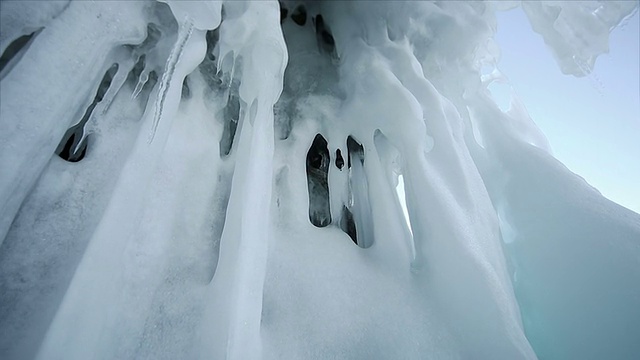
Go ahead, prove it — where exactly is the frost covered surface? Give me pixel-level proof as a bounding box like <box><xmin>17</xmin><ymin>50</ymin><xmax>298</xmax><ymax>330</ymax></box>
<box><xmin>0</xmin><ymin>1</ymin><xmax>639</xmax><ymax>359</ymax></box>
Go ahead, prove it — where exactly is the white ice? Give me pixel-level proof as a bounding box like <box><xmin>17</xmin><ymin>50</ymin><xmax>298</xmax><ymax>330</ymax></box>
<box><xmin>0</xmin><ymin>1</ymin><xmax>638</xmax><ymax>360</ymax></box>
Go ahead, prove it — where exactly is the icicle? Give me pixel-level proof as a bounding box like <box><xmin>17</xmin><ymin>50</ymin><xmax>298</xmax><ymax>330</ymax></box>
<box><xmin>99</xmin><ymin>58</ymin><xmax>134</xmax><ymax>115</ymax></box>
<box><xmin>148</xmin><ymin>16</ymin><xmax>194</xmax><ymax>144</ymax></box>
<box><xmin>67</xmin><ymin>55</ymin><xmax>133</xmax><ymax>157</ymax></box>
<box><xmin>131</xmin><ymin>68</ymin><xmax>149</xmax><ymax>99</ymax></box>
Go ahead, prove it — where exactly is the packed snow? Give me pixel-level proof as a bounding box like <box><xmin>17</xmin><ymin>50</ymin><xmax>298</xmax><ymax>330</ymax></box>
<box><xmin>0</xmin><ymin>1</ymin><xmax>638</xmax><ymax>359</ymax></box>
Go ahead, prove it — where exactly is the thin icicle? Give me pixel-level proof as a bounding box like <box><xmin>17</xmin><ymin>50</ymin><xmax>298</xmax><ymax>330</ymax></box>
<box><xmin>100</xmin><ymin>59</ymin><xmax>134</xmax><ymax>115</ymax></box>
<box><xmin>148</xmin><ymin>17</ymin><xmax>194</xmax><ymax>144</ymax></box>
<box><xmin>131</xmin><ymin>69</ymin><xmax>149</xmax><ymax>99</ymax></box>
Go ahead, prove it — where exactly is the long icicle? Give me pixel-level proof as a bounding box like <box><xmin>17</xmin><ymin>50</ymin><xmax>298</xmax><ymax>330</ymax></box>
<box><xmin>148</xmin><ymin>16</ymin><xmax>194</xmax><ymax>144</ymax></box>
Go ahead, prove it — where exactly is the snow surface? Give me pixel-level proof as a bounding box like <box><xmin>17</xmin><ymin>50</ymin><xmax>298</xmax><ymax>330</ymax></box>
<box><xmin>0</xmin><ymin>1</ymin><xmax>639</xmax><ymax>359</ymax></box>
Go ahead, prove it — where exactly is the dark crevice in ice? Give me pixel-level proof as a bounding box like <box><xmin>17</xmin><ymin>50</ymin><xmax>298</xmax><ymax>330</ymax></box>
<box><xmin>0</xmin><ymin>29</ymin><xmax>41</xmax><ymax>77</ymax></box>
<box><xmin>292</xmin><ymin>5</ymin><xmax>307</xmax><ymax>26</ymax></box>
<box><xmin>205</xmin><ymin>28</ymin><xmax>219</xmax><ymax>61</ymax></box>
<box><xmin>314</xmin><ymin>15</ymin><xmax>335</xmax><ymax>53</ymax></box>
<box><xmin>307</xmin><ymin>134</ymin><xmax>331</xmax><ymax>227</ymax></box>
<box><xmin>56</xmin><ymin>118</ymin><xmax>89</xmax><ymax>163</ymax></box>
<box><xmin>340</xmin><ymin>205</ymin><xmax>358</xmax><ymax>245</ymax></box>
<box><xmin>56</xmin><ymin>64</ymin><xmax>119</xmax><ymax>162</ymax></box>
<box><xmin>57</xmin><ymin>133</ymin><xmax>89</xmax><ymax>163</ymax></box>
<box><xmin>219</xmin><ymin>80</ymin><xmax>240</xmax><ymax>157</ymax></box>
<box><xmin>335</xmin><ymin>149</ymin><xmax>344</xmax><ymax>170</ymax></box>
<box><xmin>279</xmin><ymin>1</ymin><xmax>288</xmax><ymax>24</ymax></box>
<box><xmin>200</xmin><ymin>28</ymin><xmax>222</xmax><ymax>91</ymax></box>
<box><xmin>347</xmin><ymin>135</ymin><xmax>364</xmax><ymax>169</ymax></box>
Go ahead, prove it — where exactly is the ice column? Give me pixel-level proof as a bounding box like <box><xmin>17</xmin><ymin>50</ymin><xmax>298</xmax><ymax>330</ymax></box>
<box><xmin>199</xmin><ymin>2</ymin><xmax>287</xmax><ymax>359</ymax></box>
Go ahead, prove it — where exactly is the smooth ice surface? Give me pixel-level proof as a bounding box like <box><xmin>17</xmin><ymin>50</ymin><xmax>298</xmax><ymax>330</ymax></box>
<box><xmin>0</xmin><ymin>1</ymin><xmax>639</xmax><ymax>360</ymax></box>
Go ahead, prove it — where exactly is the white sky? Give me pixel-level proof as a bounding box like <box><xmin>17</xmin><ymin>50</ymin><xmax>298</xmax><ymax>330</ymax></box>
<box><xmin>494</xmin><ymin>6</ymin><xmax>640</xmax><ymax>214</ymax></box>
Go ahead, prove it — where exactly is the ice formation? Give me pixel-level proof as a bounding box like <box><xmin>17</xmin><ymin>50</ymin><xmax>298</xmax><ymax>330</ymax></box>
<box><xmin>1</xmin><ymin>1</ymin><xmax>639</xmax><ymax>359</ymax></box>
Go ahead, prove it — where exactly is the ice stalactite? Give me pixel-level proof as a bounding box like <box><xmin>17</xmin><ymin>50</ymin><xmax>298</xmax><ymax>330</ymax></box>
<box><xmin>198</xmin><ymin>2</ymin><xmax>287</xmax><ymax>358</ymax></box>
<box><xmin>149</xmin><ymin>17</ymin><xmax>194</xmax><ymax>144</ymax></box>
<box><xmin>0</xmin><ymin>1</ymin><xmax>639</xmax><ymax>359</ymax></box>
<box><xmin>346</xmin><ymin>136</ymin><xmax>374</xmax><ymax>248</ymax></box>
<box><xmin>130</xmin><ymin>33</ymin><xmax>161</xmax><ymax>102</ymax></box>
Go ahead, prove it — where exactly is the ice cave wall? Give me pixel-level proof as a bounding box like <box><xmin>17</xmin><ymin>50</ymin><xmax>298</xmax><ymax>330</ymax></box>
<box><xmin>0</xmin><ymin>1</ymin><xmax>639</xmax><ymax>359</ymax></box>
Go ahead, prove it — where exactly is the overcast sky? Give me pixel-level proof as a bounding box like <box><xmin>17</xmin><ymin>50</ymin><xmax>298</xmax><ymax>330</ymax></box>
<box><xmin>494</xmin><ymin>6</ymin><xmax>640</xmax><ymax>213</ymax></box>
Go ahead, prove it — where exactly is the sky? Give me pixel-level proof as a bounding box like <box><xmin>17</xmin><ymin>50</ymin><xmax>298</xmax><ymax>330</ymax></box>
<box><xmin>493</xmin><ymin>5</ymin><xmax>640</xmax><ymax>214</ymax></box>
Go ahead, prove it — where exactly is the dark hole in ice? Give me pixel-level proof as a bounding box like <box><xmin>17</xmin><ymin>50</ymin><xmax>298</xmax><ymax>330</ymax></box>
<box><xmin>347</xmin><ymin>135</ymin><xmax>364</xmax><ymax>168</ymax></box>
<box><xmin>279</xmin><ymin>1</ymin><xmax>288</xmax><ymax>23</ymax></box>
<box><xmin>56</xmin><ymin>64</ymin><xmax>118</xmax><ymax>162</ymax></box>
<box><xmin>291</xmin><ymin>5</ymin><xmax>307</xmax><ymax>26</ymax></box>
<box><xmin>205</xmin><ymin>28</ymin><xmax>219</xmax><ymax>61</ymax></box>
<box><xmin>321</xmin><ymin>31</ymin><xmax>335</xmax><ymax>46</ymax></box>
<box><xmin>57</xmin><ymin>132</ymin><xmax>89</xmax><ymax>162</ymax></box>
<box><xmin>308</xmin><ymin>137</ymin><xmax>326</xmax><ymax>170</ymax></box>
<box><xmin>219</xmin><ymin>81</ymin><xmax>240</xmax><ymax>157</ymax></box>
<box><xmin>335</xmin><ymin>149</ymin><xmax>344</xmax><ymax>170</ymax></box>
<box><xmin>147</xmin><ymin>71</ymin><xmax>158</xmax><ymax>90</ymax></box>
<box><xmin>314</xmin><ymin>15</ymin><xmax>335</xmax><ymax>52</ymax></box>
<box><xmin>0</xmin><ymin>30</ymin><xmax>39</xmax><ymax>74</ymax></box>
<box><xmin>306</xmin><ymin>134</ymin><xmax>331</xmax><ymax>227</ymax></box>
<box><xmin>200</xmin><ymin>29</ymin><xmax>222</xmax><ymax>90</ymax></box>
<box><xmin>340</xmin><ymin>205</ymin><xmax>357</xmax><ymax>245</ymax></box>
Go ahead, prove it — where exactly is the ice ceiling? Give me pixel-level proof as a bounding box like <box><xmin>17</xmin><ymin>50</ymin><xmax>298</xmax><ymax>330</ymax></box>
<box><xmin>1</xmin><ymin>1</ymin><xmax>639</xmax><ymax>359</ymax></box>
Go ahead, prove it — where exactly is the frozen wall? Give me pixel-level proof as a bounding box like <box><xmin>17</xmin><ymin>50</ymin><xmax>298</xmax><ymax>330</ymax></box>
<box><xmin>0</xmin><ymin>1</ymin><xmax>638</xmax><ymax>359</ymax></box>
